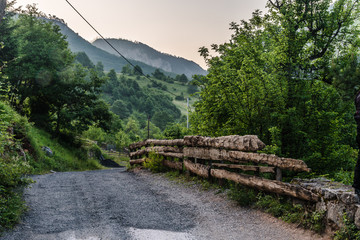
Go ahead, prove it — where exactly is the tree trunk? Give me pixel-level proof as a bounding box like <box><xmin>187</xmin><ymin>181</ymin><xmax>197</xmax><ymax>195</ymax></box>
<box><xmin>211</xmin><ymin>169</ymin><xmax>319</xmax><ymax>202</ymax></box>
<box><xmin>163</xmin><ymin>160</ymin><xmax>183</xmax><ymax>171</ymax></box>
<box><xmin>184</xmin><ymin>147</ymin><xmax>310</xmax><ymax>172</ymax></box>
<box><xmin>184</xmin><ymin>159</ymin><xmax>210</xmax><ymax>178</ymax></box>
<box><xmin>183</xmin><ymin>135</ymin><xmax>265</xmax><ymax>151</ymax></box>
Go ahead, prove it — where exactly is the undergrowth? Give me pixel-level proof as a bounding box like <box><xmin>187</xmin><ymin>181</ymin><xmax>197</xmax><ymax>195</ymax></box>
<box><xmin>0</xmin><ymin>102</ymin><xmax>32</xmax><ymax>232</ymax></box>
<box><xmin>27</xmin><ymin>127</ymin><xmax>102</xmax><ymax>174</ymax></box>
<box><xmin>0</xmin><ymin>101</ymin><xmax>103</xmax><ymax>232</ymax></box>
<box><xmin>334</xmin><ymin>213</ymin><xmax>360</xmax><ymax>240</ymax></box>
<box><xmin>143</xmin><ymin>151</ymin><xmax>166</xmax><ymax>172</ymax></box>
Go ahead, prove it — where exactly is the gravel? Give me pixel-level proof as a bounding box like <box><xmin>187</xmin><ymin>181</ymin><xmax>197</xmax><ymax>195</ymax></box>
<box><xmin>1</xmin><ymin>168</ymin><xmax>331</xmax><ymax>240</ymax></box>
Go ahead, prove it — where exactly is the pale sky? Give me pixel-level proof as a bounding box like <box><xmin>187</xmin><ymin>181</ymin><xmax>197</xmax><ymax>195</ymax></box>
<box><xmin>14</xmin><ymin>0</ymin><xmax>268</xmax><ymax>69</ymax></box>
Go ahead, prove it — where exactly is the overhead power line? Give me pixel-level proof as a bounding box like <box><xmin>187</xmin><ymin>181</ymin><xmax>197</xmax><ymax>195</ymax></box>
<box><xmin>65</xmin><ymin>0</ymin><xmax>177</xmax><ymax>97</ymax></box>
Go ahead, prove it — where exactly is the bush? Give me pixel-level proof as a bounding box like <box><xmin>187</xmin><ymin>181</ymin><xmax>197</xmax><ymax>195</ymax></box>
<box><xmin>227</xmin><ymin>183</ymin><xmax>257</xmax><ymax>206</ymax></box>
<box><xmin>143</xmin><ymin>151</ymin><xmax>166</xmax><ymax>173</ymax></box>
<box><xmin>334</xmin><ymin>213</ymin><xmax>360</xmax><ymax>240</ymax></box>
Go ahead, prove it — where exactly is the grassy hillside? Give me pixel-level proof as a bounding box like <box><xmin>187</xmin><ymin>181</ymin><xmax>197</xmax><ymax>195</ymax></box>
<box><xmin>0</xmin><ymin>100</ymin><xmax>102</xmax><ymax>232</ymax></box>
<box><xmin>93</xmin><ymin>38</ymin><xmax>207</xmax><ymax>77</ymax></box>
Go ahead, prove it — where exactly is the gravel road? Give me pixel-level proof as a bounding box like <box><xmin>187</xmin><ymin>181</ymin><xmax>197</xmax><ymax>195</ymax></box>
<box><xmin>1</xmin><ymin>168</ymin><xmax>331</xmax><ymax>240</ymax></box>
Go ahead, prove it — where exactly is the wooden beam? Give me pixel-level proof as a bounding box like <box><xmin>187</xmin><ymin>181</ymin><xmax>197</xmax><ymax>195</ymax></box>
<box><xmin>184</xmin><ymin>147</ymin><xmax>310</xmax><ymax>172</ymax></box>
<box><xmin>130</xmin><ymin>146</ymin><xmax>183</xmax><ymax>158</ymax></box>
<box><xmin>212</xmin><ymin>163</ymin><xmax>275</xmax><ymax>173</ymax></box>
<box><xmin>129</xmin><ymin>139</ymin><xmax>184</xmax><ymax>151</ymax></box>
<box><xmin>129</xmin><ymin>158</ymin><xmax>146</xmax><ymax>165</ymax></box>
<box><xmin>211</xmin><ymin>169</ymin><xmax>319</xmax><ymax>202</ymax></box>
<box><xmin>163</xmin><ymin>160</ymin><xmax>183</xmax><ymax>171</ymax></box>
<box><xmin>130</xmin><ymin>149</ymin><xmax>147</xmax><ymax>158</ymax></box>
<box><xmin>183</xmin><ymin>135</ymin><xmax>265</xmax><ymax>152</ymax></box>
<box><xmin>184</xmin><ymin>159</ymin><xmax>210</xmax><ymax>178</ymax></box>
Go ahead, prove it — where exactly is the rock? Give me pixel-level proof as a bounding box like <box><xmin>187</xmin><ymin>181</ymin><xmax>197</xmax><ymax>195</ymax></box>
<box><xmin>42</xmin><ymin>146</ymin><xmax>53</xmax><ymax>157</ymax></box>
<box><xmin>327</xmin><ymin>202</ymin><xmax>346</xmax><ymax>227</ymax></box>
<box><xmin>340</xmin><ymin>192</ymin><xmax>359</xmax><ymax>205</ymax></box>
<box><xmin>354</xmin><ymin>205</ymin><xmax>360</xmax><ymax>229</ymax></box>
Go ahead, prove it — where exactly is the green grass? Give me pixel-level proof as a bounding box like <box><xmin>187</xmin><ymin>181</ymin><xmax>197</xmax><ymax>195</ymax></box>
<box><xmin>27</xmin><ymin>127</ymin><xmax>102</xmax><ymax>174</ymax></box>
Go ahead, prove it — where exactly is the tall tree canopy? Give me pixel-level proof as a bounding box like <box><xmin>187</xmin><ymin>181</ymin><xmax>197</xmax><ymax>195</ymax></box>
<box><xmin>192</xmin><ymin>0</ymin><xmax>360</xmax><ymax>174</ymax></box>
<box><xmin>0</xmin><ymin>5</ymin><xmax>112</xmax><ymax>136</ymax></box>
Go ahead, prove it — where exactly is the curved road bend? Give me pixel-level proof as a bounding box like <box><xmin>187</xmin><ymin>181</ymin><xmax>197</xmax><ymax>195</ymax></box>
<box><xmin>1</xmin><ymin>168</ymin><xmax>330</xmax><ymax>240</ymax></box>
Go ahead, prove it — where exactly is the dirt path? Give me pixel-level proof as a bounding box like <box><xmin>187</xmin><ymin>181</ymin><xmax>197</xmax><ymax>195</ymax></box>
<box><xmin>1</xmin><ymin>168</ymin><xmax>330</xmax><ymax>240</ymax></box>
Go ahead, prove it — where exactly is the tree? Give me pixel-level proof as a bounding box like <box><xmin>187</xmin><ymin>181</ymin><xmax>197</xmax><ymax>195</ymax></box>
<box><xmin>110</xmin><ymin>100</ymin><xmax>131</xmax><ymax>119</ymax></box>
<box><xmin>175</xmin><ymin>74</ymin><xmax>188</xmax><ymax>83</ymax></box>
<box><xmin>133</xmin><ymin>65</ymin><xmax>143</xmax><ymax>76</ymax></box>
<box><xmin>121</xmin><ymin>64</ymin><xmax>132</xmax><ymax>75</ymax></box>
<box><xmin>49</xmin><ymin>66</ymin><xmax>112</xmax><ymax>135</ymax></box>
<box><xmin>152</xmin><ymin>69</ymin><xmax>166</xmax><ymax>80</ymax></box>
<box><xmin>152</xmin><ymin>111</ymin><xmax>175</xmax><ymax>130</ymax></box>
<box><xmin>95</xmin><ymin>62</ymin><xmax>105</xmax><ymax>77</ymax></box>
<box><xmin>4</xmin><ymin>6</ymin><xmax>74</xmax><ymax>122</ymax></box>
<box><xmin>192</xmin><ymin>1</ymin><xmax>359</xmax><ymax>174</ymax></box>
<box><xmin>75</xmin><ymin>52</ymin><xmax>95</xmax><ymax>69</ymax></box>
<box><xmin>3</xmin><ymin>6</ymin><xmax>112</xmax><ymax>136</ymax></box>
<box><xmin>103</xmin><ymin>69</ymin><xmax>118</xmax><ymax>94</ymax></box>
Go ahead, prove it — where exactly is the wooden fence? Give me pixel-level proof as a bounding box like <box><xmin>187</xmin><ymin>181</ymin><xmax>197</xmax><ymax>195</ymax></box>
<box><xmin>129</xmin><ymin>135</ymin><xmax>319</xmax><ymax>202</ymax></box>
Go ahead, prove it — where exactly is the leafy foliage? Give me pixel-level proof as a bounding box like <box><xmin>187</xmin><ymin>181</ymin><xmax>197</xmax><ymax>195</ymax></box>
<box><xmin>0</xmin><ymin>5</ymin><xmax>112</xmax><ymax>138</ymax></box>
<box><xmin>191</xmin><ymin>1</ymin><xmax>360</xmax><ymax>175</ymax></box>
<box><xmin>143</xmin><ymin>151</ymin><xmax>166</xmax><ymax>173</ymax></box>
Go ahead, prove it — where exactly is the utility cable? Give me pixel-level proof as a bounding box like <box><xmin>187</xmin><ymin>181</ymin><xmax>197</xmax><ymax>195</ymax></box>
<box><xmin>65</xmin><ymin>0</ymin><xmax>177</xmax><ymax>97</ymax></box>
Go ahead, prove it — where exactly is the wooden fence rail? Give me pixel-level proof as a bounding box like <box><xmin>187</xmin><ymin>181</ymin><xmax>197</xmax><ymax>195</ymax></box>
<box><xmin>129</xmin><ymin>135</ymin><xmax>319</xmax><ymax>202</ymax></box>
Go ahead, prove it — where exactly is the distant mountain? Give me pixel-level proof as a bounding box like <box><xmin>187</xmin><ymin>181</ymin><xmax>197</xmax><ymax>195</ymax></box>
<box><xmin>93</xmin><ymin>38</ymin><xmax>207</xmax><ymax>78</ymax></box>
<box><xmin>49</xmin><ymin>19</ymin><xmax>206</xmax><ymax>77</ymax></box>
<box><xmin>50</xmin><ymin>20</ymin><xmax>165</xmax><ymax>75</ymax></box>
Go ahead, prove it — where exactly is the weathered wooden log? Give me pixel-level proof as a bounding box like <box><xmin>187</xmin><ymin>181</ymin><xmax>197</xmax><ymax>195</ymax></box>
<box><xmin>129</xmin><ymin>140</ymin><xmax>147</xmax><ymax>151</ymax></box>
<box><xmin>212</xmin><ymin>163</ymin><xmax>275</xmax><ymax>173</ymax></box>
<box><xmin>157</xmin><ymin>152</ymin><xmax>184</xmax><ymax>159</ymax></box>
<box><xmin>184</xmin><ymin>135</ymin><xmax>265</xmax><ymax>152</ymax></box>
<box><xmin>184</xmin><ymin>159</ymin><xmax>210</xmax><ymax>178</ymax></box>
<box><xmin>211</xmin><ymin>169</ymin><xmax>319</xmax><ymax>202</ymax></box>
<box><xmin>163</xmin><ymin>160</ymin><xmax>183</xmax><ymax>171</ymax></box>
<box><xmin>130</xmin><ymin>149</ymin><xmax>147</xmax><ymax>158</ymax></box>
<box><xmin>129</xmin><ymin>139</ymin><xmax>184</xmax><ymax>151</ymax></box>
<box><xmin>129</xmin><ymin>158</ymin><xmax>146</xmax><ymax>165</ymax></box>
<box><xmin>130</xmin><ymin>146</ymin><xmax>183</xmax><ymax>158</ymax></box>
<box><xmin>184</xmin><ymin>147</ymin><xmax>310</xmax><ymax>172</ymax></box>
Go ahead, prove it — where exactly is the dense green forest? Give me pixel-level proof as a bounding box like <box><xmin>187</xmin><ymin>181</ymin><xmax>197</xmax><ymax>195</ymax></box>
<box><xmin>191</xmin><ymin>0</ymin><xmax>360</xmax><ymax>179</ymax></box>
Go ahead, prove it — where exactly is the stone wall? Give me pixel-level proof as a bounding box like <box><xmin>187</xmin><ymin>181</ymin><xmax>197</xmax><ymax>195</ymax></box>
<box><xmin>294</xmin><ymin>178</ymin><xmax>359</xmax><ymax>229</ymax></box>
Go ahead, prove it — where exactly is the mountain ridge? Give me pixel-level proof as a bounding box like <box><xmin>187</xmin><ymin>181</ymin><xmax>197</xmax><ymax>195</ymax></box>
<box><xmin>92</xmin><ymin>38</ymin><xmax>207</xmax><ymax>77</ymax></box>
<box><xmin>49</xmin><ymin>19</ymin><xmax>206</xmax><ymax>77</ymax></box>
<box><xmin>50</xmin><ymin>20</ymin><xmax>163</xmax><ymax>75</ymax></box>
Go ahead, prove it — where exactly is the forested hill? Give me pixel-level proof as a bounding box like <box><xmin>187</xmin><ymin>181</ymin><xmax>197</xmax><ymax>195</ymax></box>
<box><xmin>92</xmin><ymin>39</ymin><xmax>207</xmax><ymax>77</ymax></box>
<box><xmin>50</xmin><ymin>20</ymin><xmax>162</xmax><ymax>75</ymax></box>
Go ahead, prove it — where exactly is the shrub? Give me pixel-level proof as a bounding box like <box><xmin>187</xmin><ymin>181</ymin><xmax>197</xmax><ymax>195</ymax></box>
<box><xmin>143</xmin><ymin>151</ymin><xmax>166</xmax><ymax>173</ymax></box>
<box><xmin>227</xmin><ymin>183</ymin><xmax>257</xmax><ymax>206</ymax></box>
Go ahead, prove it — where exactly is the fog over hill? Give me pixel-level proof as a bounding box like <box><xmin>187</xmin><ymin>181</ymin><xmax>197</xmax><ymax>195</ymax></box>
<box><xmin>50</xmin><ymin>19</ymin><xmax>206</xmax><ymax>77</ymax></box>
<box><xmin>93</xmin><ymin>38</ymin><xmax>207</xmax><ymax>77</ymax></box>
<box><xmin>51</xmin><ymin>20</ymin><xmax>162</xmax><ymax>75</ymax></box>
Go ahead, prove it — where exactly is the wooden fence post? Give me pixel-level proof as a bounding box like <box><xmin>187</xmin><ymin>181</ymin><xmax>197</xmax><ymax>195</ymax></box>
<box><xmin>276</xmin><ymin>167</ymin><xmax>282</xmax><ymax>181</ymax></box>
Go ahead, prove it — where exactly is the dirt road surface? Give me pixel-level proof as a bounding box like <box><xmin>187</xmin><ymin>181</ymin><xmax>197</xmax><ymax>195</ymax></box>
<box><xmin>1</xmin><ymin>168</ymin><xmax>330</xmax><ymax>240</ymax></box>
